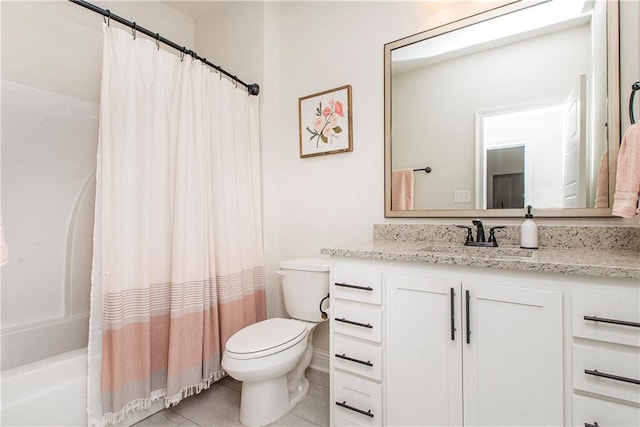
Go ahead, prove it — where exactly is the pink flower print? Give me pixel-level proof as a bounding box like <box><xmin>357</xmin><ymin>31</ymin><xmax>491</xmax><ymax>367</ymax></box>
<box><xmin>306</xmin><ymin>98</ymin><xmax>344</xmax><ymax>148</ymax></box>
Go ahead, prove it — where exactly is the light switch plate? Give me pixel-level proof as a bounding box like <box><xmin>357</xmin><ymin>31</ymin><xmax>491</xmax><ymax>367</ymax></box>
<box><xmin>454</xmin><ymin>190</ymin><xmax>471</xmax><ymax>203</ymax></box>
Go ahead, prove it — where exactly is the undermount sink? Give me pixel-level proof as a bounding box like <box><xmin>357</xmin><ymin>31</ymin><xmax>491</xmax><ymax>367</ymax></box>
<box><xmin>418</xmin><ymin>244</ymin><xmax>534</xmax><ymax>258</ymax></box>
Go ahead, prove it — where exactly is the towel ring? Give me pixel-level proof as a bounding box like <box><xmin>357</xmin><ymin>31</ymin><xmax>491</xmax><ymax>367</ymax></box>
<box><xmin>630</xmin><ymin>81</ymin><xmax>640</xmax><ymax>125</ymax></box>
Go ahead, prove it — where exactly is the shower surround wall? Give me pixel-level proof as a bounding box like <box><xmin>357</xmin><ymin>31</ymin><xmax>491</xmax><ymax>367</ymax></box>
<box><xmin>1</xmin><ymin>81</ymin><xmax>98</xmax><ymax>370</ymax></box>
<box><xmin>0</xmin><ymin>1</ymin><xmax>195</xmax><ymax>370</ymax></box>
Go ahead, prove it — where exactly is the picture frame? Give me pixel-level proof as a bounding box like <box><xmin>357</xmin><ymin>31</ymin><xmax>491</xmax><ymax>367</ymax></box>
<box><xmin>298</xmin><ymin>84</ymin><xmax>353</xmax><ymax>158</ymax></box>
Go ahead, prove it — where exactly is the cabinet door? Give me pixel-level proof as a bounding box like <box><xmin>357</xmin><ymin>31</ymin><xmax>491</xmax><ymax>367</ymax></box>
<box><xmin>386</xmin><ymin>274</ymin><xmax>463</xmax><ymax>427</ymax></box>
<box><xmin>463</xmin><ymin>282</ymin><xmax>563</xmax><ymax>426</ymax></box>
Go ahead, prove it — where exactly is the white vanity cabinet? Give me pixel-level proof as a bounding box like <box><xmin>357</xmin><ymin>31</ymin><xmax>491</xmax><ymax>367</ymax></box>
<box><xmin>385</xmin><ymin>273</ymin><xmax>563</xmax><ymax>427</ymax></box>
<box><xmin>330</xmin><ymin>266</ymin><xmax>384</xmax><ymax>426</ymax></box>
<box><xmin>570</xmin><ymin>292</ymin><xmax>640</xmax><ymax>427</ymax></box>
<box><xmin>385</xmin><ymin>274</ymin><xmax>463</xmax><ymax>426</ymax></box>
<box><xmin>329</xmin><ymin>257</ymin><xmax>640</xmax><ymax>427</ymax></box>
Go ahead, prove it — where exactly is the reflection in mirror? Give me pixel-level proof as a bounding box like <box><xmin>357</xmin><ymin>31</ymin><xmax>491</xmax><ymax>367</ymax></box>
<box><xmin>487</xmin><ymin>146</ymin><xmax>525</xmax><ymax>209</ymax></box>
<box><xmin>385</xmin><ymin>0</ymin><xmax>619</xmax><ymax>217</ymax></box>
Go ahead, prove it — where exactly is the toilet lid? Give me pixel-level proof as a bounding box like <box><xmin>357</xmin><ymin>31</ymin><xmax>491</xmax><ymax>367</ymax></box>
<box><xmin>225</xmin><ymin>318</ymin><xmax>307</xmax><ymax>359</ymax></box>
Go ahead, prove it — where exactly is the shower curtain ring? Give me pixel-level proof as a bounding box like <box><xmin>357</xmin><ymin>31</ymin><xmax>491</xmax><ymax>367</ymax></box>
<box><xmin>233</xmin><ymin>76</ymin><xmax>238</xmax><ymax>88</ymax></box>
<box><xmin>180</xmin><ymin>47</ymin><xmax>186</xmax><ymax>62</ymax></box>
<box><xmin>155</xmin><ymin>33</ymin><xmax>160</xmax><ymax>50</ymax></box>
<box><xmin>132</xmin><ymin>22</ymin><xmax>137</xmax><ymax>40</ymax></box>
<box><xmin>104</xmin><ymin>10</ymin><xmax>111</xmax><ymax>27</ymax></box>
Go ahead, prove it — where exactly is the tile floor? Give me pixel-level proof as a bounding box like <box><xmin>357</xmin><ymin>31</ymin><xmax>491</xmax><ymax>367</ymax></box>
<box><xmin>132</xmin><ymin>369</ymin><xmax>330</xmax><ymax>427</ymax></box>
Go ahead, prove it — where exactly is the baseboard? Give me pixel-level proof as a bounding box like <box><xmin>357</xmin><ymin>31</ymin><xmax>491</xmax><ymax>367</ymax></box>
<box><xmin>309</xmin><ymin>348</ymin><xmax>329</xmax><ymax>373</ymax></box>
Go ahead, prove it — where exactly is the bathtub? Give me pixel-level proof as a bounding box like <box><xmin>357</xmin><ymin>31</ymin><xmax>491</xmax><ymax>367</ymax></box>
<box><xmin>1</xmin><ymin>314</ymin><xmax>89</xmax><ymax>371</ymax></box>
<box><xmin>1</xmin><ymin>348</ymin><xmax>88</xmax><ymax>426</ymax></box>
<box><xmin>1</xmin><ymin>346</ymin><xmax>167</xmax><ymax>427</ymax></box>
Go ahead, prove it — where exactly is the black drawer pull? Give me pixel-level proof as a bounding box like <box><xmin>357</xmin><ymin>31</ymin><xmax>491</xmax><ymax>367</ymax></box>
<box><xmin>335</xmin><ymin>353</ymin><xmax>373</xmax><ymax>367</ymax></box>
<box><xmin>584</xmin><ymin>369</ymin><xmax>640</xmax><ymax>385</ymax></box>
<box><xmin>465</xmin><ymin>290</ymin><xmax>471</xmax><ymax>344</ymax></box>
<box><xmin>335</xmin><ymin>317</ymin><xmax>373</xmax><ymax>329</ymax></box>
<box><xmin>450</xmin><ymin>287</ymin><xmax>456</xmax><ymax>341</ymax></box>
<box><xmin>335</xmin><ymin>282</ymin><xmax>374</xmax><ymax>292</ymax></box>
<box><xmin>585</xmin><ymin>423</ymin><xmax>599</xmax><ymax>427</ymax></box>
<box><xmin>335</xmin><ymin>401</ymin><xmax>374</xmax><ymax>418</ymax></box>
<box><xmin>584</xmin><ymin>315</ymin><xmax>640</xmax><ymax>328</ymax></box>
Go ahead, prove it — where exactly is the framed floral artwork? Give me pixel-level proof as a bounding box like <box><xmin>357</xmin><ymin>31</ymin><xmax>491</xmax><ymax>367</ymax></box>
<box><xmin>298</xmin><ymin>85</ymin><xmax>353</xmax><ymax>158</ymax></box>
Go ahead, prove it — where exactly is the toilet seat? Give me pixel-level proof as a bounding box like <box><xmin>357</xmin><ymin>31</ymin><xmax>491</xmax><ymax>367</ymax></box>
<box><xmin>225</xmin><ymin>318</ymin><xmax>308</xmax><ymax>360</ymax></box>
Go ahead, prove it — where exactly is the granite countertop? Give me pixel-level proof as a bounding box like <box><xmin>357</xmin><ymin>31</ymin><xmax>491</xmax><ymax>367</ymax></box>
<box><xmin>321</xmin><ymin>239</ymin><xmax>640</xmax><ymax>280</ymax></box>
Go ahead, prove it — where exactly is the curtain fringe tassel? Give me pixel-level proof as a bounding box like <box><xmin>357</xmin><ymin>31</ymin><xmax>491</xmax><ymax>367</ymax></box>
<box><xmin>95</xmin><ymin>370</ymin><xmax>226</xmax><ymax>427</ymax></box>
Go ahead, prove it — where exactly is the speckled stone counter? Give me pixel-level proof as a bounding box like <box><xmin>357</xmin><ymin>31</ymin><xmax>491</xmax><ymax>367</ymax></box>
<box><xmin>321</xmin><ymin>225</ymin><xmax>640</xmax><ymax>280</ymax></box>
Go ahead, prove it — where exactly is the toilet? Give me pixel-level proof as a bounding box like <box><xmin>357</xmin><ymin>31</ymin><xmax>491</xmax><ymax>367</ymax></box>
<box><xmin>221</xmin><ymin>258</ymin><xmax>330</xmax><ymax>426</ymax></box>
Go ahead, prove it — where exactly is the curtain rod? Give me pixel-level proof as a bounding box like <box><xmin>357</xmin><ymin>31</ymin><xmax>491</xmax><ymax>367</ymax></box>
<box><xmin>68</xmin><ymin>0</ymin><xmax>260</xmax><ymax>96</ymax></box>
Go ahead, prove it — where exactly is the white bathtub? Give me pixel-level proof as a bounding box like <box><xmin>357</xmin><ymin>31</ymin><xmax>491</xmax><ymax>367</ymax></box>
<box><xmin>1</xmin><ymin>347</ymin><xmax>167</xmax><ymax>427</ymax></box>
<box><xmin>1</xmin><ymin>314</ymin><xmax>89</xmax><ymax>371</ymax></box>
<box><xmin>1</xmin><ymin>348</ymin><xmax>88</xmax><ymax>426</ymax></box>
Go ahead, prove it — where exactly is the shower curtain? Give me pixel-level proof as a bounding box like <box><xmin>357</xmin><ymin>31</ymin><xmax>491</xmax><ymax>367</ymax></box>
<box><xmin>87</xmin><ymin>25</ymin><xmax>266</xmax><ymax>426</ymax></box>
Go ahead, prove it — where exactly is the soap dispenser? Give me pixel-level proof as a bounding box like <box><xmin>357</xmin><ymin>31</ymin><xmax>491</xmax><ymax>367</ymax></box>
<box><xmin>520</xmin><ymin>205</ymin><xmax>538</xmax><ymax>249</ymax></box>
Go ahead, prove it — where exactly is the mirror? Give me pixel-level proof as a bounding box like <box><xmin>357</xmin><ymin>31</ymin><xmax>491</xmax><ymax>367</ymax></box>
<box><xmin>385</xmin><ymin>0</ymin><xmax>620</xmax><ymax>218</ymax></box>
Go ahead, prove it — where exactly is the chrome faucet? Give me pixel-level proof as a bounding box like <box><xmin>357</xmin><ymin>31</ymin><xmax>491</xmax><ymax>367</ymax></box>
<box><xmin>472</xmin><ymin>219</ymin><xmax>485</xmax><ymax>243</ymax></box>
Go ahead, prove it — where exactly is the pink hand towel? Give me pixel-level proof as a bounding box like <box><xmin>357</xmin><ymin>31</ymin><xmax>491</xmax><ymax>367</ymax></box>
<box><xmin>392</xmin><ymin>169</ymin><xmax>414</xmax><ymax>210</ymax></box>
<box><xmin>612</xmin><ymin>123</ymin><xmax>640</xmax><ymax>218</ymax></box>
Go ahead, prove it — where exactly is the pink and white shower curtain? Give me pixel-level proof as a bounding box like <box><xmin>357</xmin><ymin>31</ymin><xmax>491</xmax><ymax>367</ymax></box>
<box><xmin>87</xmin><ymin>25</ymin><xmax>265</xmax><ymax>426</ymax></box>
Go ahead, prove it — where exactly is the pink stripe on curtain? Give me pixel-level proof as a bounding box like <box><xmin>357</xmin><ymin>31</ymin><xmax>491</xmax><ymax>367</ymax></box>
<box><xmin>88</xmin><ymin>25</ymin><xmax>265</xmax><ymax>426</ymax></box>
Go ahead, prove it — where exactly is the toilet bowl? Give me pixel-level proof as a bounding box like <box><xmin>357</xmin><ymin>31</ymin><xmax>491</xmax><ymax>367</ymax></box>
<box><xmin>221</xmin><ymin>258</ymin><xmax>329</xmax><ymax>427</ymax></box>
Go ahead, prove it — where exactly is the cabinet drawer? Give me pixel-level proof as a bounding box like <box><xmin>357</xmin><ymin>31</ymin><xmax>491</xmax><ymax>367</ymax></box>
<box><xmin>334</xmin><ymin>372</ymin><xmax>382</xmax><ymax>427</ymax></box>
<box><xmin>333</xmin><ymin>300</ymin><xmax>382</xmax><ymax>343</ymax></box>
<box><xmin>333</xmin><ymin>268</ymin><xmax>382</xmax><ymax>305</ymax></box>
<box><xmin>334</xmin><ymin>334</ymin><xmax>382</xmax><ymax>381</ymax></box>
<box><xmin>572</xmin><ymin>344</ymin><xmax>640</xmax><ymax>404</ymax></box>
<box><xmin>573</xmin><ymin>394</ymin><xmax>640</xmax><ymax>427</ymax></box>
<box><xmin>572</xmin><ymin>293</ymin><xmax>640</xmax><ymax>347</ymax></box>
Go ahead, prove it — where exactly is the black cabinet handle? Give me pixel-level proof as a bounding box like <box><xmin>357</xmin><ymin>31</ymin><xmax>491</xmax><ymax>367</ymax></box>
<box><xmin>335</xmin><ymin>317</ymin><xmax>373</xmax><ymax>329</ymax></box>
<box><xmin>335</xmin><ymin>282</ymin><xmax>373</xmax><ymax>292</ymax></box>
<box><xmin>335</xmin><ymin>401</ymin><xmax>374</xmax><ymax>418</ymax></box>
<box><xmin>335</xmin><ymin>353</ymin><xmax>373</xmax><ymax>367</ymax></box>
<box><xmin>465</xmin><ymin>290</ymin><xmax>471</xmax><ymax>344</ymax></box>
<box><xmin>584</xmin><ymin>315</ymin><xmax>640</xmax><ymax>328</ymax></box>
<box><xmin>585</xmin><ymin>422</ymin><xmax>599</xmax><ymax>427</ymax></box>
<box><xmin>584</xmin><ymin>369</ymin><xmax>640</xmax><ymax>385</ymax></box>
<box><xmin>450</xmin><ymin>287</ymin><xmax>456</xmax><ymax>341</ymax></box>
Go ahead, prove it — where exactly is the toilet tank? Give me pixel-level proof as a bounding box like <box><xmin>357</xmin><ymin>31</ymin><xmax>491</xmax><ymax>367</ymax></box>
<box><xmin>278</xmin><ymin>258</ymin><xmax>330</xmax><ymax>323</ymax></box>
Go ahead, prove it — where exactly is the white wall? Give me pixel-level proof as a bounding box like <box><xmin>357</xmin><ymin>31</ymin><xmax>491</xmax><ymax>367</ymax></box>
<box><xmin>194</xmin><ymin>1</ymin><xmax>264</xmax><ymax>87</ymax></box>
